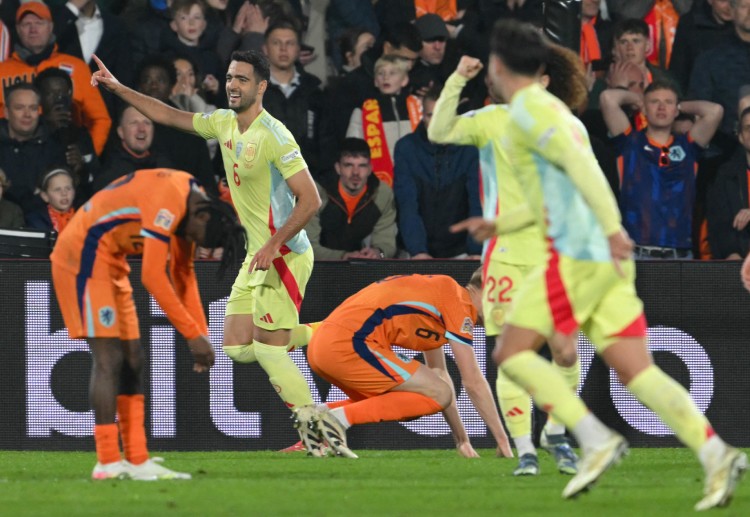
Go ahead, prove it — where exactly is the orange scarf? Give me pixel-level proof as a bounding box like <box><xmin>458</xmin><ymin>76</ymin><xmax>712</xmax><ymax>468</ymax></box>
<box><xmin>580</xmin><ymin>17</ymin><xmax>601</xmax><ymax>66</ymax></box>
<box><xmin>644</xmin><ymin>0</ymin><xmax>679</xmax><ymax>69</ymax></box>
<box><xmin>414</xmin><ymin>0</ymin><xmax>456</xmax><ymax>21</ymax></box>
<box><xmin>48</xmin><ymin>206</ymin><xmax>75</xmax><ymax>233</ymax></box>
<box><xmin>361</xmin><ymin>96</ymin><xmax>422</xmax><ymax>188</ymax></box>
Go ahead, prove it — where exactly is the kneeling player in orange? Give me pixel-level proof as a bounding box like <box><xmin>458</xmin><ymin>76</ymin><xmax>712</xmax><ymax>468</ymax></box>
<box><xmin>51</xmin><ymin>168</ymin><xmax>245</xmax><ymax>480</ymax></box>
<box><xmin>296</xmin><ymin>274</ymin><xmax>514</xmax><ymax>459</ymax></box>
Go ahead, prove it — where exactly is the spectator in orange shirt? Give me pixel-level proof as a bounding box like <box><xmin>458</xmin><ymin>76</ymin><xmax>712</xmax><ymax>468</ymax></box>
<box><xmin>0</xmin><ymin>1</ymin><xmax>111</xmax><ymax>155</ymax></box>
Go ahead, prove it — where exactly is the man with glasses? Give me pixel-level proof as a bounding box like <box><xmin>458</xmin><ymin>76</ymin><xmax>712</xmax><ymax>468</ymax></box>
<box><xmin>600</xmin><ymin>80</ymin><xmax>722</xmax><ymax>259</ymax></box>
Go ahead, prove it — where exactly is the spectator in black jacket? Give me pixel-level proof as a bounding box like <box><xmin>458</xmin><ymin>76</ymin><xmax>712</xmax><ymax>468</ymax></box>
<box><xmin>689</xmin><ymin>1</ymin><xmax>750</xmax><ymax>157</ymax></box>
<box><xmin>262</xmin><ymin>19</ymin><xmax>329</xmax><ymax>178</ymax></box>
<box><xmin>670</xmin><ymin>0</ymin><xmax>734</xmax><ymax>94</ymax></box>
<box><xmin>0</xmin><ymin>83</ymin><xmax>68</xmax><ymax>214</ymax></box>
<box><xmin>34</xmin><ymin>68</ymin><xmax>100</xmax><ymax>205</ymax></box>
<box><xmin>305</xmin><ymin>137</ymin><xmax>397</xmax><ymax>260</ymax></box>
<box><xmin>707</xmin><ymin>105</ymin><xmax>750</xmax><ymax>259</ymax></box>
<box><xmin>94</xmin><ymin>105</ymin><xmax>174</xmax><ymax>192</ymax></box>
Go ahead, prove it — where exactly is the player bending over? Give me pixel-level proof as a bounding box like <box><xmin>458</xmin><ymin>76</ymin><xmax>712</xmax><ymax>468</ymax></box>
<box><xmin>51</xmin><ymin>169</ymin><xmax>245</xmax><ymax>480</ymax></box>
<box><xmin>294</xmin><ymin>273</ymin><xmax>514</xmax><ymax>459</ymax></box>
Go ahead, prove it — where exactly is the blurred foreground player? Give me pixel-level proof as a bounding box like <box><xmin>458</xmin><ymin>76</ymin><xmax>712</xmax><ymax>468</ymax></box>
<box><xmin>295</xmin><ymin>274</ymin><xmax>514</xmax><ymax>459</ymax></box>
<box><xmin>456</xmin><ymin>20</ymin><xmax>746</xmax><ymax>510</ymax></box>
<box><xmin>51</xmin><ymin>169</ymin><xmax>245</xmax><ymax>480</ymax></box>
<box><xmin>431</xmin><ymin>45</ymin><xmax>589</xmax><ymax>476</ymax></box>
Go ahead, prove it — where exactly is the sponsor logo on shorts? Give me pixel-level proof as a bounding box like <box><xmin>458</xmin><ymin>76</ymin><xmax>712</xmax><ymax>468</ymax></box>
<box><xmin>460</xmin><ymin>317</ymin><xmax>474</xmax><ymax>335</ymax></box>
<box><xmin>153</xmin><ymin>208</ymin><xmax>175</xmax><ymax>231</ymax></box>
<box><xmin>259</xmin><ymin>313</ymin><xmax>274</xmax><ymax>324</ymax></box>
<box><xmin>98</xmin><ymin>306</ymin><xmax>115</xmax><ymax>328</ymax></box>
<box><xmin>280</xmin><ymin>149</ymin><xmax>300</xmax><ymax>164</ymax></box>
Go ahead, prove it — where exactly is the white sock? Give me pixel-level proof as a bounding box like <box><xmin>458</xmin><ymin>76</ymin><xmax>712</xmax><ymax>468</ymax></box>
<box><xmin>572</xmin><ymin>413</ymin><xmax>612</xmax><ymax>454</ymax></box>
<box><xmin>513</xmin><ymin>434</ymin><xmax>536</xmax><ymax>457</ymax></box>
<box><xmin>544</xmin><ymin>421</ymin><xmax>566</xmax><ymax>436</ymax></box>
<box><xmin>330</xmin><ymin>407</ymin><xmax>351</xmax><ymax>428</ymax></box>
<box><xmin>698</xmin><ymin>435</ymin><xmax>728</xmax><ymax>471</ymax></box>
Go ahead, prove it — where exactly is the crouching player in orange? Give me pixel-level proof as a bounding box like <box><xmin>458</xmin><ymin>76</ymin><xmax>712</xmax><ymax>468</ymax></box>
<box><xmin>50</xmin><ymin>168</ymin><xmax>246</xmax><ymax>480</ymax></box>
<box><xmin>295</xmin><ymin>273</ymin><xmax>514</xmax><ymax>459</ymax></box>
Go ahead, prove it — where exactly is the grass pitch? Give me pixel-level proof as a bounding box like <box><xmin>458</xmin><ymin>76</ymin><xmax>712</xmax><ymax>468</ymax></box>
<box><xmin>1</xmin><ymin>449</ymin><xmax>748</xmax><ymax>516</ymax></box>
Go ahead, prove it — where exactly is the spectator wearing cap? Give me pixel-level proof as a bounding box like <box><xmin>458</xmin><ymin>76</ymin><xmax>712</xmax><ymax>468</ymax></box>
<box><xmin>410</xmin><ymin>13</ymin><xmax>457</xmax><ymax>96</ymax></box>
<box><xmin>323</xmin><ymin>22</ymin><xmax>422</xmax><ymax>170</ymax></box>
<box><xmin>0</xmin><ymin>1</ymin><xmax>111</xmax><ymax>155</ymax></box>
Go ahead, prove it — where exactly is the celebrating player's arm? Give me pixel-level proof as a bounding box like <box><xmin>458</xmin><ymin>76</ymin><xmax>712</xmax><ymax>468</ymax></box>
<box><xmin>450</xmin><ymin>203</ymin><xmax>536</xmax><ymax>243</ymax></box>
<box><xmin>248</xmin><ymin>164</ymin><xmax>321</xmax><ymax>273</ymax></box>
<box><xmin>91</xmin><ymin>54</ymin><xmax>196</xmax><ymax>134</ymax></box>
<box><xmin>427</xmin><ymin>56</ymin><xmax>485</xmax><ymax>146</ymax></box>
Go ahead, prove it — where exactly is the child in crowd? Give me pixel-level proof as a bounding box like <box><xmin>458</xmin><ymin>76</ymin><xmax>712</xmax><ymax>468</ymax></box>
<box><xmin>346</xmin><ymin>55</ymin><xmax>422</xmax><ymax>187</ymax></box>
<box><xmin>163</xmin><ymin>0</ymin><xmax>223</xmax><ymax>106</ymax></box>
<box><xmin>25</xmin><ymin>168</ymin><xmax>76</xmax><ymax>234</ymax></box>
<box><xmin>0</xmin><ymin>169</ymin><xmax>24</xmax><ymax>229</ymax></box>
<box><xmin>171</xmin><ymin>54</ymin><xmax>218</xmax><ymax>159</ymax></box>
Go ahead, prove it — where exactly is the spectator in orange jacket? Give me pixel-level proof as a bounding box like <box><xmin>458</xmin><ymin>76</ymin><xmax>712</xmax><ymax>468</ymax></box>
<box><xmin>0</xmin><ymin>2</ymin><xmax>111</xmax><ymax>155</ymax></box>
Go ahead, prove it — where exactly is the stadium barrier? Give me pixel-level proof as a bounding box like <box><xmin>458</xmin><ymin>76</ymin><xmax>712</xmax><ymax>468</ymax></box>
<box><xmin>1</xmin><ymin>259</ymin><xmax>749</xmax><ymax>451</ymax></box>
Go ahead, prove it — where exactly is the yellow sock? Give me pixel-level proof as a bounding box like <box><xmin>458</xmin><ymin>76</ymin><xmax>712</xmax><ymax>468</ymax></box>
<box><xmin>627</xmin><ymin>365</ymin><xmax>711</xmax><ymax>451</ymax></box>
<box><xmin>495</xmin><ymin>367</ymin><xmax>533</xmax><ymax>439</ymax></box>
<box><xmin>254</xmin><ymin>340</ymin><xmax>313</xmax><ymax>409</ymax></box>
<box><xmin>288</xmin><ymin>323</ymin><xmax>316</xmax><ymax>350</ymax></box>
<box><xmin>224</xmin><ymin>323</ymin><xmax>316</xmax><ymax>364</ymax></box>
<box><xmin>501</xmin><ymin>350</ymin><xmax>588</xmax><ymax>430</ymax></box>
<box><xmin>546</xmin><ymin>358</ymin><xmax>581</xmax><ymax>431</ymax></box>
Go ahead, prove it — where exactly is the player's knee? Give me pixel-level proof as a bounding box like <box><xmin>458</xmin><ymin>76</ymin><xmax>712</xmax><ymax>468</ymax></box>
<box><xmin>431</xmin><ymin>381</ymin><xmax>453</xmax><ymax>409</ymax></box>
<box><xmin>223</xmin><ymin>343</ymin><xmax>257</xmax><ymax>364</ymax></box>
<box><xmin>552</xmin><ymin>348</ymin><xmax>578</xmax><ymax>368</ymax></box>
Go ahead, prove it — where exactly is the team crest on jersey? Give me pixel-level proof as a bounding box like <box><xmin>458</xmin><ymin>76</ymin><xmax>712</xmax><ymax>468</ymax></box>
<box><xmin>666</xmin><ymin>145</ymin><xmax>686</xmax><ymax>162</ymax></box>
<box><xmin>244</xmin><ymin>142</ymin><xmax>256</xmax><ymax>162</ymax></box>
<box><xmin>153</xmin><ymin>208</ymin><xmax>175</xmax><ymax>231</ymax></box>
<box><xmin>461</xmin><ymin>317</ymin><xmax>474</xmax><ymax>335</ymax></box>
<box><xmin>99</xmin><ymin>306</ymin><xmax>115</xmax><ymax>328</ymax></box>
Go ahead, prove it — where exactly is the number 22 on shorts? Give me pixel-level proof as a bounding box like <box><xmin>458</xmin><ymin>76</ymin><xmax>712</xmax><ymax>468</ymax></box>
<box><xmin>485</xmin><ymin>275</ymin><xmax>513</xmax><ymax>303</ymax></box>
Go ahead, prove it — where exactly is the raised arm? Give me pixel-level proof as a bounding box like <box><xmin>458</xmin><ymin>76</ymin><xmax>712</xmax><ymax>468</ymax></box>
<box><xmin>91</xmin><ymin>54</ymin><xmax>197</xmax><ymax>134</ymax></box>
<box><xmin>427</xmin><ymin>57</ymin><xmax>484</xmax><ymax>146</ymax></box>
<box><xmin>599</xmin><ymin>87</ymin><xmax>641</xmax><ymax>138</ymax></box>
<box><xmin>683</xmin><ymin>100</ymin><xmax>724</xmax><ymax>148</ymax></box>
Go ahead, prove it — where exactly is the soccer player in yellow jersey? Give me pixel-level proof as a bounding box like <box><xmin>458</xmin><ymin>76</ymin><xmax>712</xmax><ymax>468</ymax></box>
<box><xmin>91</xmin><ymin>51</ymin><xmax>324</xmax><ymax>445</ymax></box>
<box><xmin>430</xmin><ymin>47</ymin><xmax>586</xmax><ymax>477</ymax></box>
<box><xmin>456</xmin><ymin>20</ymin><xmax>746</xmax><ymax>510</ymax></box>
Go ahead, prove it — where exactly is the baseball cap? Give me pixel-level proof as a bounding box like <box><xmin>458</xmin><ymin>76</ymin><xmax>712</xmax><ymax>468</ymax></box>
<box><xmin>415</xmin><ymin>13</ymin><xmax>449</xmax><ymax>41</ymax></box>
<box><xmin>16</xmin><ymin>1</ymin><xmax>52</xmax><ymax>23</ymax></box>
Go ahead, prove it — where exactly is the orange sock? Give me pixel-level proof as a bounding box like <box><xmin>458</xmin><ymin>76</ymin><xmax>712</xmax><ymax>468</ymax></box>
<box><xmin>344</xmin><ymin>392</ymin><xmax>442</xmax><ymax>425</ymax></box>
<box><xmin>117</xmin><ymin>394</ymin><xmax>149</xmax><ymax>465</ymax></box>
<box><xmin>94</xmin><ymin>423</ymin><xmax>121</xmax><ymax>465</ymax></box>
<box><xmin>325</xmin><ymin>399</ymin><xmax>353</xmax><ymax>410</ymax></box>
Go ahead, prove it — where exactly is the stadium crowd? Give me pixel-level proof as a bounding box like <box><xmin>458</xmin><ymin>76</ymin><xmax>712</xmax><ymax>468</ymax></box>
<box><xmin>0</xmin><ymin>0</ymin><xmax>747</xmax><ymax>262</ymax></box>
